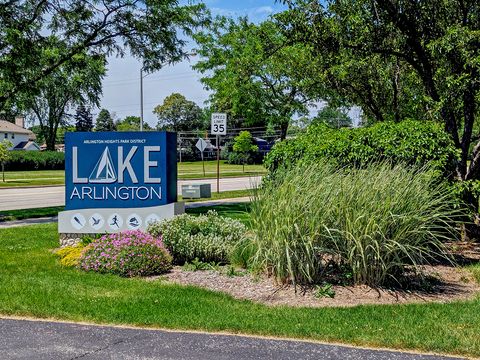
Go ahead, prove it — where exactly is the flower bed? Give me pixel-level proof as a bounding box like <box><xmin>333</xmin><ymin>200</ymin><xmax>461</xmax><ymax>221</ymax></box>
<box><xmin>79</xmin><ymin>230</ymin><xmax>172</xmax><ymax>277</ymax></box>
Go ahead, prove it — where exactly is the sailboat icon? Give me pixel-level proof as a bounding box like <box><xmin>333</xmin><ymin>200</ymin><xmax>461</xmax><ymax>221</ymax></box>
<box><xmin>89</xmin><ymin>147</ymin><xmax>117</xmax><ymax>183</ymax></box>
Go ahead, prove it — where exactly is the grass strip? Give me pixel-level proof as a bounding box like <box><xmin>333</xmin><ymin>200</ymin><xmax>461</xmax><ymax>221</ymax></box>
<box><xmin>0</xmin><ymin>223</ymin><xmax>479</xmax><ymax>357</ymax></box>
<box><xmin>0</xmin><ymin>206</ymin><xmax>65</xmax><ymax>222</ymax></box>
<box><xmin>180</xmin><ymin>189</ymin><xmax>251</xmax><ymax>203</ymax></box>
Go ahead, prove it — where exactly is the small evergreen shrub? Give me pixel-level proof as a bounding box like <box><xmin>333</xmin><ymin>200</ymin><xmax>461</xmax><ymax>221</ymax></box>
<box><xmin>148</xmin><ymin>211</ymin><xmax>247</xmax><ymax>264</ymax></box>
<box><xmin>5</xmin><ymin>151</ymin><xmax>64</xmax><ymax>170</ymax></box>
<box><xmin>79</xmin><ymin>230</ymin><xmax>172</xmax><ymax>277</ymax></box>
<box><xmin>251</xmin><ymin>161</ymin><xmax>463</xmax><ymax>287</ymax></box>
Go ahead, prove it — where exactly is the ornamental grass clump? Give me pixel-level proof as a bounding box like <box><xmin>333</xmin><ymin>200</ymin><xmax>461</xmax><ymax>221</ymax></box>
<box><xmin>251</xmin><ymin>161</ymin><xmax>463</xmax><ymax>287</ymax></box>
<box><xmin>79</xmin><ymin>230</ymin><xmax>172</xmax><ymax>277</ymax></box>
<box><xmin>148</xmin><ymin>210</ymin><xmax>247</xmax><ymax>264</ymax></box>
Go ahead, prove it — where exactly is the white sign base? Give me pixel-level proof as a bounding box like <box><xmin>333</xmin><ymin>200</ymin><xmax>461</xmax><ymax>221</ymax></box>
<box><xmin>58</xmin><ymin>202</ymin><xmax>185</xmax><ymax>233</ymax></box>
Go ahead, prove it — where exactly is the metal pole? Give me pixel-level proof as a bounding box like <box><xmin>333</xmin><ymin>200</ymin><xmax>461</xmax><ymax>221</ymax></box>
<box><xmin>140</xmin><ymin>67</ymin><xmax>144</xmax><ymax>132</ymax></box>
<box><xmin>178</xmin><ymin>135</ymin><xmax>182</xmax><ymax>163</ymax></box>
<box><xmin>216</xmin><ymin>134</ymin><xmax>220</xmax><ymax>193</ymax></box>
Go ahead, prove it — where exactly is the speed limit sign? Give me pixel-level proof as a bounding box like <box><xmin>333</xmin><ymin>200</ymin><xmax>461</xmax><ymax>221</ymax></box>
<box><xmin>211</xmin><ymin>113</ymin><xmax>227</xmax><ymax>135</ymax></box>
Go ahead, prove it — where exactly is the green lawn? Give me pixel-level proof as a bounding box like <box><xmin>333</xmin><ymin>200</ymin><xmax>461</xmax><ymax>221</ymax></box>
<box><xmin>0</xmin><ymin>161</ymin><xmax>266</xmax><ymax>187</ymax></box>
<box><xmin>0</xmin><ymin>223</ymin><xmax>480</xmax><ymax>357</ymax></box>
<box><xmin>178</xmin><ymin>160</ymin><xmax>266</xmax><ymax>179</ymax></box>
<box><xmin>0</xmin><ymin>170</ymin><xmax>65</xmax><ymax>187</ymax></box>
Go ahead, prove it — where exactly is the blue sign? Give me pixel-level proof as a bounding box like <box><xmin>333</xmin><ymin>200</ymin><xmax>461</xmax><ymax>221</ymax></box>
<box><xmin>65</xmin><ymin>132</ymin><xmax>177</xmax><ymax>210</ymax></box>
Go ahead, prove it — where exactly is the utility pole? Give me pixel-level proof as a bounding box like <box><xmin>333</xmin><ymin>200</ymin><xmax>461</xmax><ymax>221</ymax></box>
<box><xmin>140</xmin><ymin>67</ymin><xmax>144</xmax><ymax>132</ymax></box>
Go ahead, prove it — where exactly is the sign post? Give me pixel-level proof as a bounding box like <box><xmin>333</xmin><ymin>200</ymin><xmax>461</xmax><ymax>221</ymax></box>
<box><xmin>211</xmin><ymin>113</ymin><xmax>227</xmax><ymax>193</ymax></box>
<box><xmin>195</xmin><ymin>137</ymin><xmax>208</xmax><ymax>177</ymax></box>
<box><xmin>58</xmin><ymin>131</ymin><xmax>183</xmax><ymax>234</ymax></box>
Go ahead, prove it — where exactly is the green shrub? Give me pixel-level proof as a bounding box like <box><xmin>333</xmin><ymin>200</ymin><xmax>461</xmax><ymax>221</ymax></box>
<box><xmin>148</xmin><ymin>210</ymin><xmax>247</xmax><ymax>264</ymax></box>
<box><xmin>79</xmin><ymin>230</ymin><xmax>172</xmax><ymax>277</ymax></box>
<box><xmin>264</xmin><ymin>120</ymin><xmax>458</xmax><ymax>177</ymax></box>
<box><xmin>228</xmin><ymin>237</ymin><xmax>258</xmax><ymax>269</ymax></box>
<box><xmin>251</xmin><ymin>161</ymin><xmax>462</xmax><ymax>287</ymax></box>
<box><xmin>54</xmin><ymin>244</ymin><xmax>85</xmax><ymax>267</ymax></box>
<box><xmin>5</xmin><ymin>151</ymin><xmax>64</xmax><ymax>170</ymax></box>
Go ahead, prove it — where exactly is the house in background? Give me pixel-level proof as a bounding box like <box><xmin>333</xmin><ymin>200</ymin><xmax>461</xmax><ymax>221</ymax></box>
<box><xmin>0</xmin><ymin>117</ymin><xmax>41</xmax><ymax>151</ymax></box>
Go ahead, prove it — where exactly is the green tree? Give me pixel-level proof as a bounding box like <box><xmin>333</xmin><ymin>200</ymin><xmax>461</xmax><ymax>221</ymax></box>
<box><xmin>232</xmin><ymin>131</ymin><xmax>258</xmax><ymax>172</ymax></box>
<box><xmin>75</xmin><ymin>105</ymin><xmax>94</xmax><ymax>132</ymax></box>
<box><xmin>116</xmin><ymin>116</ymin><xmax>152</xmax><ymax>132</ymax></box>
<box><xmin>153</xmin><ymin>93</ymin><xmax>203</xmax><ymax>132</ymax></box>
<box><xmin>95</xmin><ymin>109</ymin><xmax>116</xmax><ymax>132</ymax></box>
<box><xmin>28</xmin><ymin>50</ymin><xmax>105</xmax><ymax>149</ymax></box>
<box><xmin>56</xmin><ymin>125</ymin><xmax>76</xmax><ymax>144</ymax></box>
<box><xmin>194</xmin><ymin>17</ymin><xmax>320</xmax><ymax>139</ymax></box>
<box><xmin>314</xmin><ymin>106</ymin><xmax>352</xmax><ymax>128</ymax></box>
<box><xmin>281</xmin><ymin>0</ymin><xmax>480</xmax><ymax>235</ymax></box>
<box><xmin>0</xmin><ymin>139</ymin><xmax>12</xmax><ymax>182</ymax></box>
<box><xmin>0</xmin><ymin>1</ymin><xmax>207</xmax><ymax>112</ymax></box>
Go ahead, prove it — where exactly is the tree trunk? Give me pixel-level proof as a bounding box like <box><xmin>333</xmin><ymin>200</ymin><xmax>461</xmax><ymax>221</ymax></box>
<box><xmin>2</xmin><ymin>162</ymin><xmax>4</xmax><ymax>182</ymax></box>
<box><xmin>280</xmin><ymin>122</ymin><xmax>289</xmax><ymax>141</ymax></box>
<box><xmin>392</xmin><ymin>59</ymin><xmax>401</xmax><ymax>123</ymax></box>
<box><xmin>458</xmin><ymin>85</ymin><xmax>479</xmax><ymax>241</ymax></box>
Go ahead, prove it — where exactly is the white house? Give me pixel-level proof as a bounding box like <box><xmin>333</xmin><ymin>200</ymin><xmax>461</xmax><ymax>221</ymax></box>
<box><xmin>0</xmin><ymin>117</ymin><xmax>40</xmax><ymax>151</ymax></box>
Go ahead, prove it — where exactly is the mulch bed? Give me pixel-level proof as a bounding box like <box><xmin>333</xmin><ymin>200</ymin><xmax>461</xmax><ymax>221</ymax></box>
<box><xmin>150</xmin><ymin>242</ymin><xmax>480</xmax><ymax>308</ymax></box>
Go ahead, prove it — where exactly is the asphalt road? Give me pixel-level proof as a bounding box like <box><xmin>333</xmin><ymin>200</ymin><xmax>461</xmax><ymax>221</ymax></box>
<box><xmin>0</xmin><ymin>318</ymin><xmax>464</xmax><ymax>360</ymax></box>
<box><xmin>0</xmin><ymin>176</ymin><xmax>261</xmax><ymax>211</ymax></box>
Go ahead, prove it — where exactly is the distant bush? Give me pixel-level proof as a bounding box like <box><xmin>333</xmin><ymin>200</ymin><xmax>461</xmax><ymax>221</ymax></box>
<box><xmin>264</xmin><ymin>120</ymin><xmax>458</xmax><ymax>177</ymax></box>
<box><xmin>79</xmin><ymin>230</ymin><xmax>172</xmax><ymax>277</ymax></box>
<box><xmin>148</xmin><ymin>211</ymin><xmax>247</xmax><ymax>264</ymax></box>
<box><xmin>251</xmin><ymin>161</ymin><xmax>462</xmax><ymax>287</ymax></box>
<box><xmin>5</xmin><ymin>151</ymin><xmax>64</xmax><ymax>170</ymax></box>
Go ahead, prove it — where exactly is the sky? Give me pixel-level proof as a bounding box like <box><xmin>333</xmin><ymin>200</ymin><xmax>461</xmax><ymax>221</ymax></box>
<box><xmin>99</xmin><ymin>1</ymin><xmax>288</xmax><ymax>128</ymax></box>
<box><xmin>99</xmin><ymin>1</ymin><xmax>360</xmax><ymax>128</ymax></box>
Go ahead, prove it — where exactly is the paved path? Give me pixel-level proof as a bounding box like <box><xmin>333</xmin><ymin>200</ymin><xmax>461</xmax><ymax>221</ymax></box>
<box><xmin>0</xmin><ymin>177</ymin><xmax>261</xmax><ymax>211</ymax></box>
<box><xmin>0</xmin><ymin>318</ymin><xmax>464</xmax><ymax>360</ymax></box>
<box><xmin>0</xmin><ymin>197</ymin><xmax>250</xmax><ymax>229</ymax></box>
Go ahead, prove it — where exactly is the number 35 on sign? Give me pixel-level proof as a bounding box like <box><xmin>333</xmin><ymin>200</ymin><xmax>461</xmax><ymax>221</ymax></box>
<box><xmin>211</xmin><ymin>113</ymin><xmax>227</xmax><ymax>135</ymax></box>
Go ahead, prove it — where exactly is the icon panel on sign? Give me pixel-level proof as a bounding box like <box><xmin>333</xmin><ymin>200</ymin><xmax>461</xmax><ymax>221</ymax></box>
<box><xmin>108</xmin><ymin>213</ymin><xmax>123</xmax><ymax>230</ymax></box>
<box><xmin>127</xmin><ymin>213</ymin><xmax>142</xmax><ymax>230</ymax></box>
<box><xmin>71</xmin><ymin>213</ymin><xmax>86</xmax><ymax>230</ymax></box>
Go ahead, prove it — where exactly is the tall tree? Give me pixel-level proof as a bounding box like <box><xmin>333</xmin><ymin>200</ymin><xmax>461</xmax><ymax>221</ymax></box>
<box><xmin>314</xmin><ymin>106</ymin><xmax>352</xmax><ymax>128</ymax></box>
<box><xmin>0</xmin><ymin>0</ymin><xmax>207</xmax><ymax>112</ymax></box>
<box><xmin>28</xmin><ymin>49</ymin><xmax>105</xmax><ymax>149</ymax></box>
<box><xmin>75</xmin><ymin>105</ymin><xmax>94</xmax><ymax>132</ymax></box>
<box><xmin>194</xmin><ymin>17</ymin><xmax>321</xmax><ymax>139</ymax></box>
<box><xmin>95</xmin><ymin>109</ymin><xmax>116</xmax><ymax>131</ymax></box>
<box><xmin>116</xmin><ymin>116</ymin><xmax>152</xmax><ymax>132</ymax></box>
<box><xmin>282</xmin><ymin>0</ymin><xmax>480</xmax><ymax>234</ymax></box>
<box><xmin>153</xmin><ymin>93</ymin><xmax>203</xmax><ymax>132</ymax></box>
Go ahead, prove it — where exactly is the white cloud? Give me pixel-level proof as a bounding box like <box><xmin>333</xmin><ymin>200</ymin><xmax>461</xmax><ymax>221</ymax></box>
<box><xmin>253</xmin><ymin>6</ymin><xmax>273</xmax><ymax>15</ymax></box>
